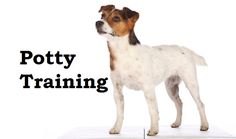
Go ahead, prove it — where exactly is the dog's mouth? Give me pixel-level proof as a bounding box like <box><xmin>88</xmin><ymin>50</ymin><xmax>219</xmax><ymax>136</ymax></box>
<box><xmin>96</xmin><ymin>28</ymin><xmax>115</xmax><ymax>36</ymax></box>
<box><xmin>96</xmin><ymin>27</ymin><xmax>107</xmax><ymax>34</ymax></box>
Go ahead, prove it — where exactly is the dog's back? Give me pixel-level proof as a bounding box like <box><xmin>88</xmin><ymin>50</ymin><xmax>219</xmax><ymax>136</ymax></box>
<box><xmin>149</xmin><ymin>45</ymin><xmax>207</xmax><ymax>85</ymax></box>
<box><xmin>111</xmin><ymin>44</ymin><xmax>206</xmax><ymax>90</ymax></box>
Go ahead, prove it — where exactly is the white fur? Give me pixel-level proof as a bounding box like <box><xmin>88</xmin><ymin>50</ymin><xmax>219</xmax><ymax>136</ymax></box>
<box><xmin>100</xmin><ymin>21</ymin><xmax>209</xmax><ymax>136</ymax></box>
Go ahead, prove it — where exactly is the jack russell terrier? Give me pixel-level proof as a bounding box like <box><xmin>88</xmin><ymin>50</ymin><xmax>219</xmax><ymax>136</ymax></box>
<box><xmin>95</xmin><ymin>5</ymin><xmax>209</xmax><ymax>136</ymax></box>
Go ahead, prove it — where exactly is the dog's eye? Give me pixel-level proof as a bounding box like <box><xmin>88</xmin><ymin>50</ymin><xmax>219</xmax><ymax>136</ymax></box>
<box><xmin>101</xmin><ymin>14</ymin><xmax>105</xmax><ymax>19</ymax></box>
<box><xmin>112</xmin><ymin>16</ymin><xmax>121</xmax><ymax>22</ymax></box>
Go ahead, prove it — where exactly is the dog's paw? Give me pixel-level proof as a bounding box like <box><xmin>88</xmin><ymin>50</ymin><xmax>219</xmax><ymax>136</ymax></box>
<box><xmin>147</xmin><ymin>129</ymin><xmax>158</xmax><ymax>136</ymax></box>
<box><xmin>171</xmin><ymin>122</ymin><xmax>181</xmax><ymax>128</ymax></box>
<box><xmin>200</xmin><ymin>122</ymin><xmax>209</xmax><ymax>131</ymax></box>
<box><xmin>200</xmin><ymin>125</ymin><xmax>209</xmax><ymax>131</ymax></box>
<box><xmin>109</xmin><ymin>127</ymin><xmax>120</xmax><ymax>134</ymax></box>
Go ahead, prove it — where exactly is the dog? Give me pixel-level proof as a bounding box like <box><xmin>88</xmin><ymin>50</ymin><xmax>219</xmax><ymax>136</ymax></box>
<box><xmin>95</xmin><ymin>5</ymin><xmax>209</xmax><ymax>136</ymax></box>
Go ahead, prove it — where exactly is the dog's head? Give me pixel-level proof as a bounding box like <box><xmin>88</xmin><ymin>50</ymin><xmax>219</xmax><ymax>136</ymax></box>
<box><xmin>95</xmin><ymin>5</ymin><xmax>139</xmax><ymax>38</ymax></box>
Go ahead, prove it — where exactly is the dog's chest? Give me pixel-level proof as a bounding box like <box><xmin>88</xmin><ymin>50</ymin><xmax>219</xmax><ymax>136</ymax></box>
<box><xmin>110</xmin><ymin>47</ymin><xmax>153</xmax><ymax>90</ymax></box>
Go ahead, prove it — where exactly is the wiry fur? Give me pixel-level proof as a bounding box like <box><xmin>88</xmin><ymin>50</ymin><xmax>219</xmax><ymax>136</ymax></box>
<box><xmin>96</xmin><ymin>5</ymin><xmax>209</xmax><ymax>136</ymax></box>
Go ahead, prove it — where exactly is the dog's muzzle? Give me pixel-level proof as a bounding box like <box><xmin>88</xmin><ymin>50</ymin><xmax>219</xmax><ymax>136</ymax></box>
<box><xmin>96</xmin><ymin>21</ymin><xmax>106</xmax><ymax>34</ymax></box>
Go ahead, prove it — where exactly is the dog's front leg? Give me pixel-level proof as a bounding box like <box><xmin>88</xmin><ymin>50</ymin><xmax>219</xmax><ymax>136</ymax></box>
<box><xmin>144</xmin><ymin>88</ymin><xmax>159</xmax><ymax>136</ymax></box>
<box><xmin>109</xmin><ymin>83</ymin><xmax>124</xmax><ymax>134</ymax></box>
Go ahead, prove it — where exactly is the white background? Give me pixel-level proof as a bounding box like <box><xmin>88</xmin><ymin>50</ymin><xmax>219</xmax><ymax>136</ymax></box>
<box><xmin>1</xmin><ymin>0</ymin><xmax>236</xmax><ymax>139</ymax></box>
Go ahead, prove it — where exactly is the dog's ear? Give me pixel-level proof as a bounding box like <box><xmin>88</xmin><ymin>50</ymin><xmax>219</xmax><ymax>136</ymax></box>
<box><xmin>123</xmin><ymin>7</ymin><xmax>139</xmax><ymax>23</ymax></box>
<box><xmin>99</xmin><ymin>5</ymin><xmax>115</xmax><ymax>13</ymax></box>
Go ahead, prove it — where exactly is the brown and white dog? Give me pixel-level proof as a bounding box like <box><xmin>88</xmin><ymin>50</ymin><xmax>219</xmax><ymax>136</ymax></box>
<box><xmin>95</xmin><ymin>5</ymin><xmax>209</xmax><ymax>136</ymax></box>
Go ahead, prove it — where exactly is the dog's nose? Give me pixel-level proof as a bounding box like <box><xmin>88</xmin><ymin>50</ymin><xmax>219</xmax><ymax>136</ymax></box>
<box><xmin>96</xmin><ymin>21</ymin><xmax>104</xmax><ymax>28</ymax></box>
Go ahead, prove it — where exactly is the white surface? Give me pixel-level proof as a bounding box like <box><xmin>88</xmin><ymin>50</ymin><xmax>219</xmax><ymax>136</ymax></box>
<box><xmin>58</xmin><ymin>126</ymin><xmax>235</xmax><ymax>139</ymax></box>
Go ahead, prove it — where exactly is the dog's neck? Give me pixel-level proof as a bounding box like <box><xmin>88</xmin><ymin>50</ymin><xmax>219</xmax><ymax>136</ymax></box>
<box><xmin>107</xmin><ymin>35</ymin><xmax>130</xmax><ymax>51</ymax></box>
<box><xmin>128</xmin><ymin>30</ymin><xmax>140</xmax><ymax>45</ymax></box>
<box><xmin>107</xmin><ymin>30</ymin><xmax>140</xmax><ymax>50</ymax></box>
<box><xmin>106</xmin><ymin>31</ymin><xmax>140</xmax><ymax>71</ymax></box>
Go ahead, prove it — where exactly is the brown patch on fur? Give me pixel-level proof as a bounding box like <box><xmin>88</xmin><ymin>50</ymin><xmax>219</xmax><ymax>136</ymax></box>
<box><xmin>129</xmin><ymin>29</ymin><xmax>140</xmax><ymax>45</ymax></box>
<box><xmin>99</xmin><ymin>5</ymin><xmax>115</xmax><ymax>13</ymax></box>
<box><xmin>99</xmin><ymin>5</ymin><xmax>115</xmax><ymax>19</ymax></box>
<box><xmin>108</xmin><ymin>9</ymin><xmax>139</xmax><ymax>36</ymax></box>
<box><xmin>106</xmin><ymin>10</ymin><xmax>130</xmax><ymax>36</ymax></box>
<box><xmin>166</xmin><ymin>75</ymin><xmax>181</xmax><ymax>97</ymax></box>
<box><xmin>107</xmin><ymin>42</ymin><xmax>116</xmax><ymax>71</ymax></box>
<box><xmin>171</xmin><ymin>85</ymin><xmax>179</xmax><ymax>97</ymax></box>
<box><xmin>99</xmin><ymin>5</ymin><xmax>139</xmax><ymax>37</ymax></box>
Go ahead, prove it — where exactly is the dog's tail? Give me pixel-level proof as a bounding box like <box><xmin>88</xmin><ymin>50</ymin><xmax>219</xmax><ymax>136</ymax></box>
<box><xmin>193</xmin><ymin>53</ymin><xmax>207</xmax><ymax>66</ymax></box>
<box><xmin>182</xmin><ymin>47</ymin><xmax>207</xmax><ymax>66</ymax></box>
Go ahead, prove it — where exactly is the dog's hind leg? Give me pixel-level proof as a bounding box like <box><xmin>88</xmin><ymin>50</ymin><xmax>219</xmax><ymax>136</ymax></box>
<box><xmin>109</xmin><ymin>83</ymin><xmax>124</xmax><ymax>134</ymax></box>
<box><xmin>181</xmin><ymin>68</ymin><xmax>209</xmax><ymax>131</ymax></box>
<box><xmin>165</xmin><ymin>75</ymin><xmax>183</xmax><ymax>128</ymax></box>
